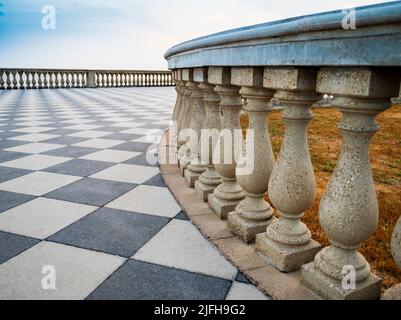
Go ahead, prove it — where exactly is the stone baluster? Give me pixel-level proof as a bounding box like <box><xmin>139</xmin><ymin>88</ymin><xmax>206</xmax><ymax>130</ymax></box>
<box><xmin>194</xmin><ymin>71</ymin><xmax>222</xmax><ymax>202</ymax></box>
<box><xmin>5</xmin><ymin>71</ymin><xmax>12</xmax><ymax>89</ymax></box>
<box><xmin>177</xmin><ymin>69</ymin><xmax>196</xmax><ymax>175</ymax></box>
<box><xmin>302</xmin><ymin>68</ymin><xmax>399</xmax><ymax>300</ymax></box>
<box><xmin>54</xmin><ymin>72</ymin><xmax>60</xmax><ymax>88</ymax></box>
<box><xmin>12</xmin><ymin>71</ymin><xmax>18</xmax><ymax>89</ymax></box>
<box><xmin>0</xmin><ymin>71</ymin><xmax>5</xmax><ymax>89</ymax></box>
<box><xmin>227</xmin><ymin>67</ymin><xmax>276</xmax><ymax>242</ymax></box>
<box><xmin>52</xmin><ymin>72</ymin><xmax>57</xmax><ymax>88</ymax></box>
<box><xmin>184</xmin><ymin>68</ymin><xmax>208</xmax><ymax>188</ymax></box>
<box><xmin>62</xmin><ymin>72</ymin><xmax>67</xmax><ymax>88</ymax></box>
<box><xmin>43</xmin><ymin>72</ymin><xmax>49</xmax><ymax>89</ymax></box>
<box><xmin>207</xmin><ymin>67</ymin><xmax>245</xmax><ymax>219</ymax></box>
<box><xmin>172</xmin><ymin>71</ymin><xmax>183</xmax><ymax>122</ymax></box>
<box><xmin>383</xmin><ymin>217</ymin><xmax>401</xmax><ymax>300</ymax></box>
<box><xmin>175</xmin><ymin>70</ymin><xmax>191</xmax><ymax>155</ymax></box>
<box><xmin>32</xmin><ymin>72</ymin><xmax>37</xmax><ymax>89</ymax></box>
<box><xmin>255</xmin><ymin>67</ymin><xmax>322</xmax><ymax>272</ymax></box>
<box><xmin>37</xmin><ymin>72</ymin><xmax>43</xmax><ymax>89</ymax></box>
<box><xmin>18</xmin><ymin>71</ymin><xmax>24</xmax><ymax>89</ymax></box>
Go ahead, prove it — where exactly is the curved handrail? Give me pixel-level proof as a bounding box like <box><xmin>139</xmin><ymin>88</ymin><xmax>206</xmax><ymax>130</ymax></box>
<box><xmin>165</xmin><ymin>1</ymin><xmax>401</xmax><ymax>64</ymax></box>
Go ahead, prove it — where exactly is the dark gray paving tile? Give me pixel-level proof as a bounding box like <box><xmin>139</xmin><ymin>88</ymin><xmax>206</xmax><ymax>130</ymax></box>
<box><xmin>174</xmin><ymin>211</ymin><xmax>190</xmax><ymax>221</ymax></box>
<box><xmin>0</xmin><ymin>191</ymin><xmax>35</xmax><ymax>213</ymax></box>
<box><xmin>44</xmin><ymin>128</ymin><xmax>80</xmax><ymax>136</ymax></box>
<box><xmin>48</xmin><ymin>208</ymin><xmax>169</xmax><ymax>257</ymax></box>
<box><xmin>143</xmin><ymin>174</ymin><xmax>166</xmax><ymax>187</ymax></box>
<box><xmin>112</xmin><ymin>141</ymin><xmax>152</xmax><ymax>153</ymax></box>
<box><xmin>43</xmin><ymin>146</ymin><xmax>99</xmax><ymax>158</ymax></box>
<box><xmin>102</xmin><ymin>133</ymin><xmax>143</xmax><ymax>141</ymax></box>
<box><xmin>0</xmin><ymin>132</ymin><xmax>26</xmax><ymax>139</ymax></box>
<box><xmin>0</xmin><ymin>151</ymin><xmax>30</xmax><ymax>163</ymax></box>
<box><xmin>0</xmin><ymin>231</ymin><xmax>40</xmax><ymax>264</ymax></box>
<box><xmin>235</xmin><ymin>272</ymin><xmax>251</xmax><ymax>284</ymax></box>
<box><xmin>124</xmin><ymin>152</ymin><xmax>158</xmax><ymax>167</ymax></box>
<box><xmin>45</xmin><ymin>178</ymin><xmax>136</xmax><ymax>206</ymax></box>
<box><xmin>44</xmin><ymin>159</ymin><xmax>114</xmax><ymax>177</ymax></box>
<box><xmin>0</xmin><ymin>140</ymin><xmax>29</xmax><ymax>150</ymax></box>
<box><xmin>43</xmin><ymin>136</ymin><xmax>87</xmax><ymax>145</ymax></box>
<box><xmin>0</xmin><ymin>167</ymin><xmax>33</xmax><ymax>183</ymax></box>
<box><xmin>86</xmin><ymin>260</ymin><xmax>232</xmax><ymax>300</ymax></box>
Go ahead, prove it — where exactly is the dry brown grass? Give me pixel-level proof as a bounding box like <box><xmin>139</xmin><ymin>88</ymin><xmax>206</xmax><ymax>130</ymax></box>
<box><xmin>240</xmin><ymin>104</ymin><xmax>401</xmax><ymax>291</ymax></box>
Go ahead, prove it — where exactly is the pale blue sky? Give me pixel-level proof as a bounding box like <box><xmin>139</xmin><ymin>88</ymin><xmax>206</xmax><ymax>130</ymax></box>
<box><xmin>0</xmin><ymin>0</ymin><xmax>393</xmax><ymax>70</ymax></box>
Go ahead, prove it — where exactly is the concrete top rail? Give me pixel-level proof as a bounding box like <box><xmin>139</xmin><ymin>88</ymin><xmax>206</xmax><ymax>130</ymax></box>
<box><xmin>165</xmin><ymin>1</ymin><xmax>401</xmax><ymax>68</ymax></box>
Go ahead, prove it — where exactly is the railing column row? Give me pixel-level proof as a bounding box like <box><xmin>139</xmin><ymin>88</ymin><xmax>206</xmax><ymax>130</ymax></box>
<box><xmin>172</xmin><ymin>66</ymin><xmax>400</xmax><ymax>300</ymax></box>
<box><xmin>0</xmin><ymin>70</ymin><xmax>173</xmax><ymax>89</ymax></box>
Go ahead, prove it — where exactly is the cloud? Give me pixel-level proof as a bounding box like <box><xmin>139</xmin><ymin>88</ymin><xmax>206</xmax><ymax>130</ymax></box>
<box><xmin>0</xmin><ymin>0</ymin><xmax>393</xmax><ymax>69</ymax></box>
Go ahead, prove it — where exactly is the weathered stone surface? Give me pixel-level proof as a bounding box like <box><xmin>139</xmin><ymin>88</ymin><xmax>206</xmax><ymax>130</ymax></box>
<box><xmin>256</xmin><ymin>234</ymin><xmax>321</xmax><ymax>273</ymax></box>
<box><xmin>214</xmin><ymin>237</ymin><xmax>266</xmax><ymax>271</ymax></box>
<box><xmin>302</xmin><ymin>69</ymin><xmax>396</xmax><ymax>300</ymax></box>
<box><xmin>191</xmin><ymin>214</ymin><xmax>233</xmax><ymax>240</ymax></box>
<box><xmin>231</xmin><ymin>67</ymin><xmax>263</xmax><ymax>87</ymax></box>
<box><xmin>228</xmin><ymin>211</ymin><xmax>274</xmax><ymax>243</ymax></box>
<box><xmin>194</xmin><ymin>83</ymin><xmax>222</xmax><ymax>202</ymax></box>
<box><xmin>383</xmin><ymin>284</ymin><xmax>401</xmax><ymax>300</ymax></box>
<box><xmin>209</xmin><ymin>193</ymin><xmax>241</xmax><ymax>220</ymax></box>
<box><xmin>302</xmin><ymin>262</ymin><xmax>382</xmax><ymax>300</ymax></box>
<box><xmin>209</xmin><ymin>83</ymin><xmax>244</xmax><ymax>218</ymax></box>
<box><xmin>208</xmin><ymin>67</ymin><xmax>232</xmax><ymax>85</ymax></box>
<box><xmin>317</xmin><ymin>68</ymin><xmax>399</xmax><ymax>98</ymax></box>
<box><xmin>263</xmin><ymin>67</ymin><xmax>317</xmax><ymax>91</ymax></box>
<box><xmin>257</xmin><ymin>72</ymin><xmax>322</xmax><ymax>272</ymax></box>
<box><xmin>181</xmin><ymin>68</ymin><xmax>193</xmax><ymax>82</ymax></box>
<box><xmin>228</xmin><ymin>86</ymin><xmax>275</xmax><ymax>242</ymax></box>
<box><xmin>247</xmin><ymin>266</ymin><xmax>316</xmax><ymax>300</ymax></box>
<box><xmin>392</xmin><ymin>217</ymin><xmax>401</xmax><ymax>269</ymax></box>
<box><xmin>193</xmin><ymin>67</ymin><xmax>208</xmax><ymax>83</ymax></box>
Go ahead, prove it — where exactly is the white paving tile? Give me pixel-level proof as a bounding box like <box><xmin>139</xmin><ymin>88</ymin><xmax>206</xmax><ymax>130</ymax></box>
<box><xmin>80</xmin><ymin>150</ymin><xmax>141</xmax><ymax>163</ymax></box>
<box><xmin>11</xmin><ymin>127</ymin><xmax>56</xmax><ymax>134</ymax></box>
<box><xmin>0</xmin><ymin>241</ymin><xmax>125</xmax><ymax>300</ymax></box>
<box><xmin>120</xmin><ymin>128</ymin><xmax>160</xmax><ymax>135</ymax></box>
<box><xmin>69</xmin><ymin>130</ymin><xmax>111</xmax><ymax>139</ymax></box>
<box><xmin>9</xmin><ymin>133</ymin><xmax>60</xmax><ymax>142</ymax></box>
<box><xmin>4</xmin><ymin>143</ymin><xmax>64</xmax><ymax>154</ymax></box>
<box><xmin>0</xmin><ymin>171</ymin><xmax>81</xmax><ymax>196</ymax></box>
<box><xmin>106</xmin><ymin>185</ymin><xmax>181</xmax><ymax>217</ymax></box>
<box><xmin>0</xmin><ymin>198</ymin><xmax>97</xmax><ymax>239</ymax></box>
<box><xmin>65</xmin><ymin>124</ymin><xmax>102</xmax><ymax>131</ymax></box>
<box><xmin>0</xmin><ymin>155</ymin><xmax>71</xmax><ymax>170</ymax></box>
<box><xmin>133</xmin><ymin>219</ymin><xmax>237</xmax><ymax>280</ymax></box>
<box><xmin>73</xmin><ymin>138</ymin><xmax>124</xmax><ymax>149</ymax></box>
<box><xmin>226</xmin><ymin>282</ymin><xmax>270</xmax><ymax>300</ymax></box>
<box><xmin>90</xmin><ymin>163</ymin><xmax>158</xmax><ymax>184</ymax></box>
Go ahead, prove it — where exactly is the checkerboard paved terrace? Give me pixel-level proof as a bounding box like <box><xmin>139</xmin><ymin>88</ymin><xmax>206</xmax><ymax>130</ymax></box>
<box><xmin>0</xmin><ymin>87</ymin><xmax>269</xmax><ymax>300</ymax></box>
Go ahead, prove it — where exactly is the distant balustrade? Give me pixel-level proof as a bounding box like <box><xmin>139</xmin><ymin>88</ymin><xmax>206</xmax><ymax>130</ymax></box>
<box><xmin>165</xmin><ymin>1</ymin><xmax>401</xmax><ymax>300</ymax></box>
<box><xmin>0</xmin><ymin>69</ymin><xmax>174</xmax><ymax>90</ymax></box>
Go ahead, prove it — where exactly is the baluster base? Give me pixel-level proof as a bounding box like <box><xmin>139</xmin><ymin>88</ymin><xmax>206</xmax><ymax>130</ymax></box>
<box><xmin>179</xmin><ymin>155</ymin><xmax>194</xmax><ymax>177</ymax></box>
<box><xmin>208</xmin><ymin>179</ymin><xmax>244</xmax><ymax>219</ymax></box>
<box><xmin>255</xmin><ymin>234</ymin><xmax>321</xmax><ymax>272</ymax></box>
<box><xmin>184</xmin><ymin>159</ymin><xmax>206</xmax><ymax>188</ymax></box>
<box><xmin>194</xmin><ymin>168</ymin><xmax>222</xmax><ymax>202</ymax></box>
<box><xmin>383</xmin><ymin>284</ymin><xmax>401</xmax><ymax>300</ymax></box>
<box><xmin>228</xmin><ymin>211</ymin><xmax>275</xmax><ymax>243</ymax></box>
<box><xmin>301</xmin><ymin>262</ymin><xmax>381</xmax><ymax>300</ymax></box>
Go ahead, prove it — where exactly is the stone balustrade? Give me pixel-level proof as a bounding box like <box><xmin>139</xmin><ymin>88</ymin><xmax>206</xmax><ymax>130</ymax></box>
<box><xmin>165</xmin><ymin>2</ymin><xmax>401</xmax><ymax>300</ymax></box>
<box><xmin>0</xmin><ymin>69</ymin><xmax>173</xmax><ymax>90</ymax></box>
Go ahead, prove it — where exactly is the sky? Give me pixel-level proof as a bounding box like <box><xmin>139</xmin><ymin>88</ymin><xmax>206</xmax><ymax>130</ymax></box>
<box><xmin>0</xmin><ymin>0</ymin><xmax>395</xmax><ymax>70</ymax></box>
